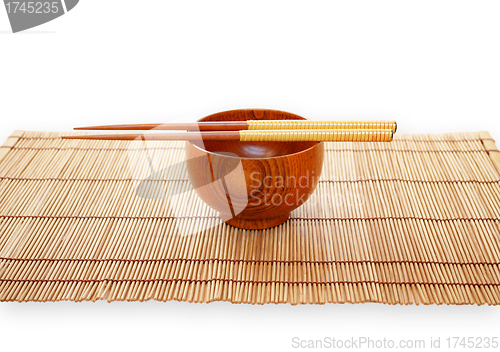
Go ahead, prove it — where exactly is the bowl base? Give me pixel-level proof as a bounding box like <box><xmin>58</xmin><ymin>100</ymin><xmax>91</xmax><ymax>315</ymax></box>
<box><xmin>222</xmin><ymin>212</ymin><xmax>290</xmax><ymax>230</ymax></box>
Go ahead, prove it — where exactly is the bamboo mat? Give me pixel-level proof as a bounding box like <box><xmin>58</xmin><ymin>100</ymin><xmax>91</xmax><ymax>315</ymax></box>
<box><xmin>0</xmin><ymin>130</ymin><xmax>500</xmax><ymax>305</ymax></box>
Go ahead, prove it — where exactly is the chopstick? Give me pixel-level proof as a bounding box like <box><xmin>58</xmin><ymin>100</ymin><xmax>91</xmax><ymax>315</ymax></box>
<box><xmin>62</xmin><ymin>129</ymin><xmax>394</xmax><ymax>142</ymax></box>
<box><xmin>74</xmin><ymin>120</ymin><xmax>397</xmax><ymax>133</ymax></box>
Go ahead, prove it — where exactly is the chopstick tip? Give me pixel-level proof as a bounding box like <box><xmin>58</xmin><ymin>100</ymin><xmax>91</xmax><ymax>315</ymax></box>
<box><xmin>74</xmin><ymin>126</ymin><xmax>102</xmax><ymax>130</ymax></box>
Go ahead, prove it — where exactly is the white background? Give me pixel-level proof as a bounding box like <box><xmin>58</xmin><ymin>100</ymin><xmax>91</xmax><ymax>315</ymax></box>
<box><xmin>1</xmin><ymin>1</ymin><xmax>500</xmax><ymax>351</ymax></box>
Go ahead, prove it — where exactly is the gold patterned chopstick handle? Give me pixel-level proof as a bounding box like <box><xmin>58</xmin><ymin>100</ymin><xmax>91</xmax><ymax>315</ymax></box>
<box><xmin>247</xmin><ymin>120</ymin><xmax>397</xmax><ymax>133</ymax></box>
<box><xmin>239</xmin><ymin>129</ymin><xmax>393</xmax><ymax>142</ymax></box>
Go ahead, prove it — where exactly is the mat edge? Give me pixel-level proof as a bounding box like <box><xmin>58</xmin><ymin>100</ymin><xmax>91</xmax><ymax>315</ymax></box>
<box><xmin>0</xmin><ymin>130</ymin><xmax>25</xmax><ymax>166</ymax></box>
<box><xmin>479</xmin><ymin>131</ymin><xmax>500</xmax><ymax>175</ymax></box>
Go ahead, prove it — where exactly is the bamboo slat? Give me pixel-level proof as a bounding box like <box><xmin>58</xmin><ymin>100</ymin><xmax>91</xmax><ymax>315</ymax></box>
<box><xmin>0</xmin><ymin>130</ymin><xmax>499</xmax><ymax>305</ymax></box>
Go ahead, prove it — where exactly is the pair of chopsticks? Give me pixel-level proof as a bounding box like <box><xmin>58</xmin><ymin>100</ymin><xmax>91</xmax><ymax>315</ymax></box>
<box><xmin>62</xmin><ymin>120</ymin><xmax>397</xmax><ymax>142</ymax></box>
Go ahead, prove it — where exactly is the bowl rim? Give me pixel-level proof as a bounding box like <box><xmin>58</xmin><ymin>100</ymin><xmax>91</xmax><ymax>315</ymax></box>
<box><xmin>187</xmin><ymin>108</ymin><xmax>323</xmax><ymax>160</ymax></box>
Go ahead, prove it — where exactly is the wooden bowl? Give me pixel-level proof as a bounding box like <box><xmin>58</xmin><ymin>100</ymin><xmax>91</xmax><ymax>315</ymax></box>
<box><xmin>185</xmin><ymin>109</ymin><xmax>324</xmax><ymax>229</ymax></box>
